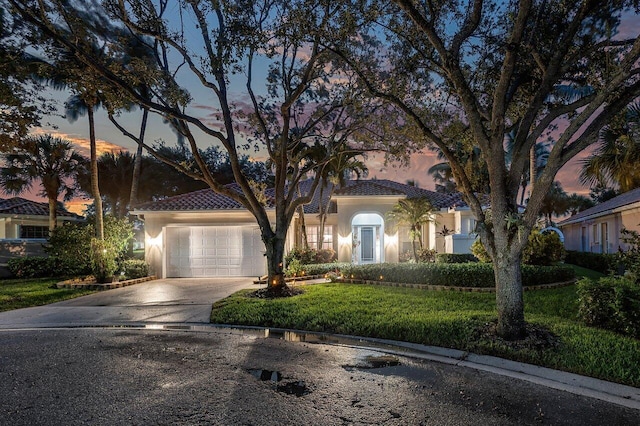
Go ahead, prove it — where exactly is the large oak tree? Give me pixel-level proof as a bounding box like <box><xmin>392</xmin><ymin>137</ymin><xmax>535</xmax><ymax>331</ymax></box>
<box><xmin>337</xmin><ymin>0</ymin><xmax>640</xmax><ymax>338</ymax></box>
<box><xmin>8</xmin><ymin>0</ymin><xmax>390</xmax><ymax>291</ymax></box>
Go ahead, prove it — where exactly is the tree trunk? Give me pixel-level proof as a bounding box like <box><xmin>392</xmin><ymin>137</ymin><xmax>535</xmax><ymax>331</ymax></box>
<box><xmin>492</xmin><ymin>245</ymin><xmax>526</xmax><ymax>340</ymax></box>
<box><xmin>297</xmin><ymin>186</ymin><xmax>308</xmax><ymax>249</ymax></box>
<box><xmin>411</xmin><ymin>227</ymin><xmax>419</xmax><ymax>262</ymax></box>
<box><xmin>47</xmin><ymin>197</ymin><xmax>57</xmax><ymax>231</ymax></box>
<box><xmin>529</xmin><ymin>144</ymin><xmax>536</xmax><ymax>196</ymax></box>
<box><xmin>264</xmin><ymin>232</ymin><xmax>287</xmax><ymax>291</ymax></box>
<box><xmin>317</xmin><ymin>186</ymin><xmax>335</xmax><ymax>251</ymax></box>
<box><xmin>88</xmin><ymin>105</ymin><xmax>104</xmax><ymax>240</ymax></box>
<box><xmin>129</xmin><ymin>107</ymin><xmax>148</xmax><ymax>210</ymax></box>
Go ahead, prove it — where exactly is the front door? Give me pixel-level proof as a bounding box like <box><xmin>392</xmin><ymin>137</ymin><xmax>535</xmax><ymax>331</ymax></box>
<box><xmin>360</xmin><ymin>227</ymin><xmax>375</xmax><ymax>262</ymax></box>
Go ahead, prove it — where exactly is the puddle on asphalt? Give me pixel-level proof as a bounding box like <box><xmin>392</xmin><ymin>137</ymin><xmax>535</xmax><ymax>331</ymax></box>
<box><xmin>248</xmin><ymin>369</ymin><xmax>310</xmax><ymax>397</ymax></box>
<box><xmin>364</xmin><ymin>355</ymin><xmax>401</xmax><ymax>368</ymax></box>
<box><xmin>343</xmin><ymin>355</ymin><xmax>401</xmax><ymax>371</ymax></box>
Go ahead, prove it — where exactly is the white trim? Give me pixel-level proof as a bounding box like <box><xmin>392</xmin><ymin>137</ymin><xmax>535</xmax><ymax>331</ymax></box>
<box><xmin>559</xmin><ymin>202</ymin><xmax>640</xmax><ymax>227</ymax></box>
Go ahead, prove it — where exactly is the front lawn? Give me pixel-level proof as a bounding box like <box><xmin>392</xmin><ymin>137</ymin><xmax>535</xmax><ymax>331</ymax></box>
<box><xmin>211</xmin><ymin>274</ymin><xmax>640</xmax><ymax>387</ymax></box>
<box><xmin>0</xmin><ymin>278</ymin><xmax>96</xmax><ymax>312</ymax></box>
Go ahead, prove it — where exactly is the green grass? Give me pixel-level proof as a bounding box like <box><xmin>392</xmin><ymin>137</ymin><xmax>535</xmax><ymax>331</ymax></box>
<box><xmin>569</xmin><ymin>264</ymin><xmax>606</xmax><ymax>280</ymax></box>
<box><xmin>0</xmin><ymin>278</ymin><xmax>96</xmax><ymax>312</ymax></box>
<box><xmin>211</xmin><ymin>266</ymin><xmax>640</xmax><ymax>387</ymax></box>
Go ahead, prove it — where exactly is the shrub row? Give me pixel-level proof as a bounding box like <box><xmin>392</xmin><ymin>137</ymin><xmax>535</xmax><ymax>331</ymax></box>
<box><xmin>284</xmin><ymin>247</ymin><xmax>337</xmax><ymax>265</ymax></box>
<box><xmin>334</xmin><ymin>262</ymin><xmax>575</xmax><ymax>288</ymax></box>
<box><xmin>121</xmin><ymin>259</ymin><xmax>150</xmax><ymax>279</ymax></box>
<box><xmin>435</xmin><ymin>253</ymin><xmax>478</xmax><ymax>263</ymax></box>
<box><xmin>564</xmin><ymin>250</ymin><xmax>619</xmax><ymax>275</ymax></box>
<box><xmin>577</xmin><ymin>276</ymin><xmax>640</xmax><ymax>338</ymax></box>
<box><xmin>7</xmin><ymin>256</ymin><xmax>150</xmax><ymax>280</ymax></box>
<box><xmin>471</xmin><ymin>229</ymin><xmax>565</xmax><ymax>265</ymax></box>
<box><xmin>7</xmin><ymin>257</ymin><xmax>58</xmax><ymax>279</ymax></box>
<box><xmin>285</xmin><ymin>262</ymin><xmax>350</xmax><ymax>277</ymax></box>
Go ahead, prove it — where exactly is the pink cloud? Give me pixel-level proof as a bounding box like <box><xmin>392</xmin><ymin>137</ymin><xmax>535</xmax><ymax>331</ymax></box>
<box><xmin>31</xmin><ymin>128</ymin><xmax>127</xmax><ymax>158</ymax></box>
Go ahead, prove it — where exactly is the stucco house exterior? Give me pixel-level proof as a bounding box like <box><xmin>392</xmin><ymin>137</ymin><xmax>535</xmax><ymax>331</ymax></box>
<box><xmin>132</xmin><ymin>179</ymin><xmax>481</xmax><ymax>278</ymax></box>
<box><xmin>0</xmin><ymin>197</ymin><xmax>84</xmax><ymax>276</ymax></box>
<box><xmin>559</xmin><ymin>187</ymin><xmax>640</xmax><ymax>253</ymax></box>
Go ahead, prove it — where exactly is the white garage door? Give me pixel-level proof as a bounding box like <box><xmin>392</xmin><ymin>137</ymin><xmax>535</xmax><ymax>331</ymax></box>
<box><xmin>165</xmin><ymin>226</ymin><xmax>265</xmax><ymax>277</ymax></box>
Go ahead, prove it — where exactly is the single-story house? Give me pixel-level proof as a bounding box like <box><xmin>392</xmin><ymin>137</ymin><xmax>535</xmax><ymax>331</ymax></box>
<box><xmin>133</xmin><ymin>179</ymin><xmax>482</xmax><ymax>279</ymax></box>
<box><xmin>559</xmin><ymin>187</ymin><xmax>640</xmax><ymax>253</ymax></box>
<box><xmin>0</xmin><ymin>197</ymin><xmax>84</xmax><ymax>276</ymax></box>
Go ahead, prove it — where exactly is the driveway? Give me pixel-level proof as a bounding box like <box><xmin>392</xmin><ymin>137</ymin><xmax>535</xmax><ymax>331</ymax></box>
<box><xmin>0</xmin><ymin>277</ymin><xmax>256</xmax><ymax>328</ymax></box>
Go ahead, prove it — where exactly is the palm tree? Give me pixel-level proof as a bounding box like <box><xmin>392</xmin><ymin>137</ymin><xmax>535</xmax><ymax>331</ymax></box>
<box><xmin>566</xmin><ymin>193</ymin><xmax>594</xmax><ymax>216</ymax></box>
<box><xmin>385</xmin><ymin>197</ymin><xmax>437</xmax><ymax>262</ymax></box>
<box><xmin>427</xmin><ymin>161</ymin><xmax>457</xmax><ymax>193</ymax></box>
<box><xmin>580</xmin><ymin>105</ymin><xmax>640</xmax><ymax>193</ymax></box>
<box><xmin>76</xmin><ymin>151</ymin><xmax>138</xmax><ymax>218</ymax></box>
<box><xmin>0</xmin><ymin>134</ymin><xmax>86</xmax><ymax>230</ymax></box>
<box><xmin>317</xmin><ymin>146</ymin><xmax>368</xmax><ymax>250</ymax></box>
<box><xmin>539</xmin><ymin>181</ymin><xmax>569</xmax><ymax>225</ymax></box>
<box><xmin>65</xmin><ymin>93</ymin><xmax>107</xmax><ymax>239</ymax></box>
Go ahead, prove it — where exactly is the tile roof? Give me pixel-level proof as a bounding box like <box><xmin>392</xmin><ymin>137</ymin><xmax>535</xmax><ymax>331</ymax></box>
<box><xmin>0</xmin><ymin>197</ymin><xmax>83</xmax><ymax>219</ymax></box>
<box><xmin>134</xmin><ymin>187</ymin><xmax>251</xmax><ymax>211</ymax></box>
<box><xmin>559</xmin><ymin>187</ymin><xmax>640</xmax><ymax>226</ymax></box>
<box><xmin>134</xmin><ymin>179</ymin><xmax>474</xmax><ymax>213</ymax></box>
<box><xmin>335</xmin><ymin>179</ymin><xmax>471</xmax><ymax>209</ymax></box>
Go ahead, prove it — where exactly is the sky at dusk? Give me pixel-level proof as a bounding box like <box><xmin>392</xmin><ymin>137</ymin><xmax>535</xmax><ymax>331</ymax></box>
<box><xmin>7</xmin><ymin>7</ymin><xmax>640</xmax><ymax>215</ymax></box>
<box><xmin>30</xmin><ymin>93</ymin><xmax>594</xmax><ymax>215</ymax></box>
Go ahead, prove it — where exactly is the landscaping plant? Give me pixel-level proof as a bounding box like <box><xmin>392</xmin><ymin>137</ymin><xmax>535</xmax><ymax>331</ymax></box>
<box><xmin>577</xmin><ymin>276</ymin><xmax>640</xmax><ymax>339</ymax></box>
<box><xmin>471</xmin><ymin>229</ymin><xmax>565</xmax><ymax>266</ymax></box>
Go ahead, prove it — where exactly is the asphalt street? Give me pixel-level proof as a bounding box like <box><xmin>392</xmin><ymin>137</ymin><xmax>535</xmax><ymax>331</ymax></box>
<box><xmin>1</xmin><ymin>327</ymin><xmax>639</xmax><ymax>426</ymax></box>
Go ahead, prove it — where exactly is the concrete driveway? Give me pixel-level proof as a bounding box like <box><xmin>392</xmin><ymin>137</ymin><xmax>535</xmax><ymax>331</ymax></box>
<box><xmin>0</xmin><ymin>277</ymin><xmax>257</xmax><ymax>328</ymax></box>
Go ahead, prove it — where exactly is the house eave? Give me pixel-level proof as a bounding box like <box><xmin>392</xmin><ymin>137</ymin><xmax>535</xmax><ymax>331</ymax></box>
<box><xmin>559</xmin><ymin>201</ymin><xmax>640</xmax><ymax>227</ymax></box>
<box><xmin>0</xmin><ymin>213</ymin><xmax>83</xmax><ymax>222</ymax></box>
<box><xmin>131</xmin><ymin>207</ymin><xmax>274</xmax><ymax>216</ymax></box>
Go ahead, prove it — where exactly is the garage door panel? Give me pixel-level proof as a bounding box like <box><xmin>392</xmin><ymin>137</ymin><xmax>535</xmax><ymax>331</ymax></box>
<box><xmin>166</xmin><ymin>225</ymin><xmax>265</xmax><ymax>277</ymax></box>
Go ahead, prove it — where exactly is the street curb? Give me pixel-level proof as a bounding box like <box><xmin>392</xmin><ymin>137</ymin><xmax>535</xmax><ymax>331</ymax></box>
<box><xmin>209</xmin><ymin>325</ymin><xmax>640</xmax><ymax>411</ymax></box>
<box><xmin>1</xmin><ymin>323</ymin><xmax>638</xmax><ymax>410</ymax></box>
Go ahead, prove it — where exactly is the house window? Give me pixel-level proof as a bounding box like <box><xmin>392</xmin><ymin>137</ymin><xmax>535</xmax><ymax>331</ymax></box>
<box><xmin>306</xmin><ymin>225</ymin><xmax>333</xmax><ymax>250</ymax></box>
<box><xmin>20</xmin><ymin>225</ymin><xmax>49</xmax><ymax>239</ymax></box>
<box><xmin>601</xmin><ymin>222</ymin><xmax>609</xmax><ymax>254</ymax></box>
<box><xmin>592</xmin><ymin>224</ymin><xmax>599</xmax><ymax>244</ymax></box>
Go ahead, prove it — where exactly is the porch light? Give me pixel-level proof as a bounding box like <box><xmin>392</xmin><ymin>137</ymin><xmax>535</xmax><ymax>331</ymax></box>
<box><xmin>386</xmin><ymin>232</ymin><xmax>398</xmax><ymax>247</ymax></box>
<box><xmin>338</xmin><ymin>233</ymin><xmax>352</xmax><ymax>247</ymax></box>
<box><xmin>147</xmin><ymin>235</ymin><xmax>162</xmax><ymax>247</ymax></box>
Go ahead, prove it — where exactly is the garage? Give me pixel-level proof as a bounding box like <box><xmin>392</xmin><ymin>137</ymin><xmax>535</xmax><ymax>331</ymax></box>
<box><xmin>165</xmin><ymin>226</ymin><xmax>265</xmax><ymax>277</ymax></box>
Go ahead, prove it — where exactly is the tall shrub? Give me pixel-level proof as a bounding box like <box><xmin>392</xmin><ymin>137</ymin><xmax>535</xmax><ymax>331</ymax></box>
<box><xmin>471</xmin><ymin>229</ymin><xmax>565</xmax><ymax>265</ymax></box>
<box><xmin>46</xmin><ymin>217</ymin><xmax>134</xmax><ymax>277</ymax></box>
<box><xmin>577</xmin><ymin>276</ymin><xmax>640</xmax><ymax>338</ymax></box>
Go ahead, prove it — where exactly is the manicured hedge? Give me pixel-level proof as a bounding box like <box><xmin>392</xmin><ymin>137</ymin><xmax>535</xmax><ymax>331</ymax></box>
<box><xmin>565</xmin><ymin>250</ymin><xmax>619</xmax><ymax>274</ymax></box>
<box><xmin>435</xmin><ymin>253</ymin><xmax>478</xmax><ymax>263</ymax></box>
<box><xmin>296</xmin><ymin>262</ymin><xmax>351</xmax><ymax>277</ymax></box>
<box><xmin>7</xmin><ymin>257</ymin><xmax>58</xmax><ymax>278</ymax></box>
<box><xmin>121</xmin><ymin>259</ymin><xmax>150</xmax><ymax>279</ymax></box>
<box><xmin>577</xmin><ymin>276</ymin><xmax>640</xmax><ymax>338</ymax></box>
<box><xmin>336</xmin><ymin>262</ymin><xmax>575</xmax><ymax>288</ymax></box>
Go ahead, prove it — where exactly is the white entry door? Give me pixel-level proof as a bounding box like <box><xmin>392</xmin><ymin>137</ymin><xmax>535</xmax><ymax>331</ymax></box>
<box><xmin>165</xmin><ymin>226</ymin><xmax>265</xmax><ymax>277</ymax></box>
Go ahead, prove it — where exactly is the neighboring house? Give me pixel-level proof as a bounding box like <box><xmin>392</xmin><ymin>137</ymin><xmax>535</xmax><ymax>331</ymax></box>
<box><xmin>559</xmin><ymin>187</ymin><xmax>640</xmax><ymax>254</ymax></box>
<box><xmin>0</xmin><ymin>197</ymin><xmax>84</xmax><ymax>276</ymax></box>
<box><xmin>133</xmin><ymin>179</ymin><xmax>481</xmax><ymax>279</ymax></box>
